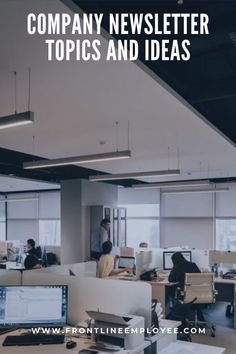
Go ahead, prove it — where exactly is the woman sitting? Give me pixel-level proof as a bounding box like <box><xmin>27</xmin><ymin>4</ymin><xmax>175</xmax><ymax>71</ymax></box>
<box><xmin>97</xmin><ymin>241</ymin><xmax>131</xmax><ymax>278</ymax></box>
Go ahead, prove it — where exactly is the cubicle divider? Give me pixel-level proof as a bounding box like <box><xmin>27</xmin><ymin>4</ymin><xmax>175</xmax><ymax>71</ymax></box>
<box><xmin>0</xmin><ymin>269</ymin><xmax>22</xmax><ymax>285</ymax></box>
<box><xmin>22</xmin><ymin>272</ymin><xmax>152</xmax><ymax>328</ymax></box>
<box><xmin>37</xmin><ymin>261</ymin><xmax>97</xmax><ymax>277</ymax></box>
<box><xmin>209</xmin><ymin>250</ymin><xmax>236</xmax><ymax>265</ymax></box>
<box><xmin>136</xmin><ymin>247</ymin><xmax>211</xmax><ymax>274</ymax></box>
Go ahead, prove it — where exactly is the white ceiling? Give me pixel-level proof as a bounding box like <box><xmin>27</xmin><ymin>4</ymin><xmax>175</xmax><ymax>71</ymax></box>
<box><xmin>0</xmin><ymin>0</ymin><xmax>236</xmax><ymax>190</ymax></box>
<box><xmin>0</xmin><ymin>175</ymin><xmax>59</xmax><ymax>193</ymax></box>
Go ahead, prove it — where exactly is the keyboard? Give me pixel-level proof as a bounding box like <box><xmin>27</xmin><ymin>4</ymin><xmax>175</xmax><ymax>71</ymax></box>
<box><xmin>2</xmin><ymin>334</ymin><xmax>65</xmax><ymax>346</ymax></box>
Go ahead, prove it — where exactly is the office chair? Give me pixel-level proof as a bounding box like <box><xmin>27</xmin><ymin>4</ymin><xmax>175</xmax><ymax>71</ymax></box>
<box><xmin>183</xmin><ymin>272</ymin><xmax>217</xmax><ymax>337</ymax></box>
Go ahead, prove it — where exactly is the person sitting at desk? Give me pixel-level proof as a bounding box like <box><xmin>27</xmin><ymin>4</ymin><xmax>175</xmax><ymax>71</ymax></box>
<box><xmin>168</xmin><ymin>252</ymin><xmax>200</xmax><ymax>290</ymax></box>
<box><xmin>24</xmin><ymin>254</ymin><xmax>42</xmax><ymax>270</ymax></box>
<box><xmin>168</xmin><ymin>252</ymin><xmax>205</xmax><ymax>322</ymax></box>
<box><xmin>26</xmin><ymin>238</ymin><xmax>42</xmax><ymax>258</ymax></box>
<box><xmin>97</xmin><ymin>241</ymin><xmax>131</xmax><ymax>278</ymax></box>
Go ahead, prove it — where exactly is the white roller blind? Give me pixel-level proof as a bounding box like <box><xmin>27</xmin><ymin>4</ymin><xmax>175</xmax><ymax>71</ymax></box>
<box><xmin>39</xmin><ymin>192</ymin><xmax>60</xmax><ymax>218</ymax></box>
<box><xmin>7</xmin><ymin>220</ymin><xmax>39</xmax><ymax>244</ymax></box>
<box><xmin>161</xmin><ymin>192</ymin><xmax>213</xmax><ymax>217</ymax></box>
<box><xmin>7</xmin><ymin>194</ymin><xmax>38</xmax><ymax>219</ymax></box>
<box><xmin>216</xmin><ymin>184</ymin><xmax>236</xmax><ymax>217</ymax></box>
<box><xmin>160</xmin><ymin>218</ymin><xmax>213</xmax><ymax>249</ymax></box>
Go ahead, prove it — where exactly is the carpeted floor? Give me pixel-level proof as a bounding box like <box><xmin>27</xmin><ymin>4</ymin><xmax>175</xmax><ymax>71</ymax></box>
<box><xmin>192</xmin><ymin>302</ymin><xmax>235</xmax><ymax>354</ymax></box>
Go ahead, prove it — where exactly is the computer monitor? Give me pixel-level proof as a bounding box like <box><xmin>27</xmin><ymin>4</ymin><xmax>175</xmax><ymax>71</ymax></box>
<box><xmin>118</xmin><ymin>256</ymin><xmax>135</xmax><ymax>269</ymax></box>
<box><xmin>0</xmin><ymin>285</ymin><xmax>68</xmax><ymax>328</ymax></box>
<box><xmin>163</xmin><ymin>251</ymin><xmax>192</xmax><ymax>271</ymax></box>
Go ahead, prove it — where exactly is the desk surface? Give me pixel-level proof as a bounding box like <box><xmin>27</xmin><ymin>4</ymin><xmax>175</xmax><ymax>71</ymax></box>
<box><xmin>5</xmin><ymin>261</ymin><xmax>25</xmax><ymax>270</ymax></box>
<box><xmin>159</xmin><ymin>341</ymin><xmax>225</xmax><ymax>354</ymax></box>
<box><xmin>0</xmin><ymin>330</ymin><xmax>149</xmax><ymax>354</ymax></box>
<box><xmin>214</xmin><ymin>277</ymin><xmax>236</xmax><ymax>284</ymax></box>
<box><xmin>150</xmin><ymin>278</ymin><xmax>177</xmax><ymax>286</ymax></box>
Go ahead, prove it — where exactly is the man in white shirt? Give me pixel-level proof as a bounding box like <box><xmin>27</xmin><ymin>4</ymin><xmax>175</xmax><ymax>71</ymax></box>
<box><xmin>90</xmin><ymin>218</ymin><xmax>110</xmax><ymax>260</ymax></box>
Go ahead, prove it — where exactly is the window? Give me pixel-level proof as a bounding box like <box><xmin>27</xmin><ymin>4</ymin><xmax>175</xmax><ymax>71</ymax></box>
<box><xmin>120</xmin><ymin>204</ymin><xmax>160</xmax><ymax>248</ymax></box>
<box><xmin>216</xmin><ymin>219</ymin><xmax>236</xmax><ymax>251</ymax></box>
<box><xmin>0</xmin><ymin>203</ymin><xmax>6</xmax><ymax>241</ymax></box>
<box><xmin>39</xmin><ymin>220</ymin><xmax>61</xmax><ymax>246</ymax></box>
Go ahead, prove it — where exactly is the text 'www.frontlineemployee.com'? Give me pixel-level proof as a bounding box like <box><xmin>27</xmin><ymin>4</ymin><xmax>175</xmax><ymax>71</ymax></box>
<box><xmin>31</xmin><ymin>326</ymin><xmax>206</xmax><ymax>335</ymax></box>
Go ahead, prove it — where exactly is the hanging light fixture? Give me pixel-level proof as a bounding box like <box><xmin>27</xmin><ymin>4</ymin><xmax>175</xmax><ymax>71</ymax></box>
<box><xmin>132</xmin><ymin>180</ymin><xmax>211</xmax><ymax>189</ymax></box>
<box><xmin>23</xmin><ymin>150</ymin><xmax>131</xmax><ymax>169</ymax></box>
<box><xmin>161</xmin><ymin>186</ymin><xmax>229</xmax><ymax>194</ymax></box>
<box><xmin>0</xmin><ymin>69</ymin><xmax>34</xmax><ymax>129</ymax></box>
<box><xmin>0</xmin><ymin>196</ymin><xmax>39</xmax><ymax>203</ymax></box>
<box><xmin>89</xmin><ymin>169</ymin><xmax>180</xmax><ymax>182</ymax></box>
<box><xmin>24</xmin><ymin>120</ymin><xmax>131</xmax><ymax>169</ymax></box>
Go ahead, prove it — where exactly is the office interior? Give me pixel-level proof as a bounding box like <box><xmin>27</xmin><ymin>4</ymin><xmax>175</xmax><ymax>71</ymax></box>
<box><xmin>0</xmin><ymin>0</ymin><xmax>236</xmax><ymax>353</ymax></box>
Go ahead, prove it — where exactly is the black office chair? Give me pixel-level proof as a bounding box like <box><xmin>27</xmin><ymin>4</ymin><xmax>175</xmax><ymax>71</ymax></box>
<box><xmin>166</xmin><ymin>297</ymin><xmax>197</xmax><ymax>342</ymax></box>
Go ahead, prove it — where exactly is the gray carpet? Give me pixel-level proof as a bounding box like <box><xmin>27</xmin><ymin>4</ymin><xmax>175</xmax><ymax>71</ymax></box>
<box><xmin>192</xmin><ymin>302</ymin><xmax>235</xmax><ymax>354</ymax></box>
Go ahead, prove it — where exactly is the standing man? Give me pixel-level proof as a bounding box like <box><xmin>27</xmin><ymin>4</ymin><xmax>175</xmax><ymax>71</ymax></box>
<box><xmin>90</xmin><ymin>218</ymin><xmax>110</xmax><ymax>260</ymax></box>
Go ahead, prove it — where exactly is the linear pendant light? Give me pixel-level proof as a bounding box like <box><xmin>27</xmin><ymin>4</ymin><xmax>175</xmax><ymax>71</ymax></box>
<box><xmin>161</xmin><ymin>187</ymin><xmax>229</xmax><ymax>194</ymax></box>
<box><xmin>0</xmin><ymin>111</ymin><xmax>34</xmax><ymax>130</ymax></box>
<box><xmin>89</xmin><ymin>169</ymin><xmax>180</xmax><ymax>182</ymax></box>
<box><xmin>0</xmin><ymin>70</ymin><xmax>34</xmax><ymax>130</ymax></box>
<box><xmin>132</xmin><ymin>180</ymin><xmax>211</xmax><ymax>189</ymax></box>
<box><xmin>0</xmin><ymin>197</ymin><xmax>38</xmax><ymax>203</ymax></box>
<box><xmin>23</xmin><ymin>150</ymin><xmax>131</xmax><ymax>170</ymax></box>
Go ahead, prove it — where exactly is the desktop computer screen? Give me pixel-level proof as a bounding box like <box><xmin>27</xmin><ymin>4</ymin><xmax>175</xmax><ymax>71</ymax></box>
<box><xmin>118</xmin><ymin>256</ymin><xmax>135</xmax><ymax>269</ymax></box>
<box><xmin>0</xmin><ymin>285</ymin><xmax>68</xmax><ymax>328</ymax></box>
<box><xmin>163</xmin><ymin>251</ymin><xmax>192</xmax><ymax>270</ymax></box>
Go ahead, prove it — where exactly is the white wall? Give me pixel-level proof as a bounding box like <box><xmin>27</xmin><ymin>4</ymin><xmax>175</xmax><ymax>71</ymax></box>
<box><xmin>61</xmin><ymin>179</ymin><xmax>82</xmax><ymax>264</ymax></box>
<box><xmin>61</xmin><ymin>179</ymin><xmax>118</xmax><ymax>262</ymax></box>
<box><xmin>82</xmin><ymin>179</ymin><xmax>118</xmax><ymax>206</ymax></box>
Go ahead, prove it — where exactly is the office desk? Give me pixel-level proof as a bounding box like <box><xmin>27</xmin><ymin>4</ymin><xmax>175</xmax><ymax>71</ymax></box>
<box><xmin>2</xmin><ymin>261</ymin><xmax>25</xmax><ymax>270</ymax></box>
<box><xmin>0</xmin><ymin>330</ymin><xmax>150</xmax><ymax>354</ymax></box>
<box><xmin>150</xmin><ymin>279</ymin><xmax>177</xmax><ymax>317</ymax></box>
<box><xmin>109</xmin><ymin>273</ymin><xmax>176</xmax><ymax>317</ymax></box>
<box><xmin>214</xmin><ymin>277</ymin><xmax>236</xmax><ymax>329</ymax></box>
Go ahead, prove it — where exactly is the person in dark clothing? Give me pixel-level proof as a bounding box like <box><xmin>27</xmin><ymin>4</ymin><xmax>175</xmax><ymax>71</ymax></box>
<box><xmin>26</xmin><ymin>238</ymin><xmax>42</xmax><ymax>259</ymax></box>
<box><xmin>168</xmin><ymin>252</ymin><xmax>205</xmax><ymax>322</ymax></box>
<box><xmin>168</xmin><ymin>252</ymin><xmax>200</xmax><ymax>290</ymax></box>
<box><xmin>24</xmin><ymin>254</ymin><xmax>42</xmax><ymax>270</ymax></box>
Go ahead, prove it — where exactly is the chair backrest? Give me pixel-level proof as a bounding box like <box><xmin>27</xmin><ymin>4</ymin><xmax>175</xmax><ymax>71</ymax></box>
<box><xmin>45</xmin><ymin>246</ymin><xmax>61</xmax><ymax>264</ymax></box>
<box><xmin>183</xmin><ymin>272</ymin><xmax>215</xmax><ymax>304</ymax></box>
